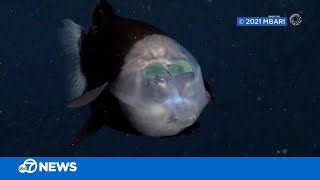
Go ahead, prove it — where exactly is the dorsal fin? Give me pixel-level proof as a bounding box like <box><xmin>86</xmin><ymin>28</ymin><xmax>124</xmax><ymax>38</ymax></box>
<box><xmin>92</xmin><ymin>0</ymin><xmax>115</xmax><ymax>28</ymax></box>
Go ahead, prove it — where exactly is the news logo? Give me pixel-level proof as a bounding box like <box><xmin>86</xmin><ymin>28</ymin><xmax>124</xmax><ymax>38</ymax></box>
<box><xmin>18</xmin><ymin>159</ymin><xmax>37</xmax><ymax>174</ymax></box>
<box><xmin>18</xmin><ymin>158</ymin><xmax>77</xmax><ymax>174</ymax></box>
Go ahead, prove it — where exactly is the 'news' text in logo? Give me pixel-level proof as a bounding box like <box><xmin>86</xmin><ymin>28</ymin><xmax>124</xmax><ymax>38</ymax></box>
<box><xmin>18</xmin><ymin>158</ymin><xmax>77</xmax><ymax>174</ymax></box>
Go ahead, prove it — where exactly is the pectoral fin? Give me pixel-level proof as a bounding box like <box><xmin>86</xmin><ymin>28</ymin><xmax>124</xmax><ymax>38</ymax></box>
<box><xmin>70</xmin><ymin>107</ymin><xmax>106</xmax><ymax>147</ymax></box>
<box><xmin>67</xmin><ymin>82</ymin><xmax>109</xmax><ymax>108</ymax></box>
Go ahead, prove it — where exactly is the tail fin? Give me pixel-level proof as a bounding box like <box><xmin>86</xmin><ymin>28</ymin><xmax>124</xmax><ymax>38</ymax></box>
<box><xmin>92</xmin><ymin>0</ymin><xmax>115</xmax><ymax>28</ymax></box>
<box><xmin>57</xmin><ymin>19</ymin><xmax>87</xmax><ymax>101</ymax></box>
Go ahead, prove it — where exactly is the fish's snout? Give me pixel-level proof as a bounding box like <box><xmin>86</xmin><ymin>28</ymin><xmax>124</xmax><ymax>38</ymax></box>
<box><xmin>167</xmin><ymin>99</ymin><xmax>198</xmax><ymax>126</ymax></box>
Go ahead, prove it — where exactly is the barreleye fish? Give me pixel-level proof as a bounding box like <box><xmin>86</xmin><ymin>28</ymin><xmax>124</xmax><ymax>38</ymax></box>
<box><xmin>58</xmin><ymin>0</ymin><xmax>214</xmax><ymax>146</ymax></box>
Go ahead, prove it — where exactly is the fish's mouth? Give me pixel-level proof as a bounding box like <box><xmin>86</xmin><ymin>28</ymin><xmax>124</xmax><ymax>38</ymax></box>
<box><xmin>168</xmin><ymin>113</ymin><xmax>197</xmax><ymax>127</ymax></box>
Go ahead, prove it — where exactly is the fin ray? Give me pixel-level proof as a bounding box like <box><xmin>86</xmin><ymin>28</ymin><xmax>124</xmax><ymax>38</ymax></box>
<box><xmin>58</xmin><ymin>19</ymin><xmax>87</xmax><ymax>100</ymax></box>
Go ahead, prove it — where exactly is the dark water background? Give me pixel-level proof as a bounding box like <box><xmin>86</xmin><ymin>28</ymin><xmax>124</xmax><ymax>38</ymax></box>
<box><xmin>1</xmin><ymin>0</ymin><xmax>320</xmax><ymax>156</ymax></box>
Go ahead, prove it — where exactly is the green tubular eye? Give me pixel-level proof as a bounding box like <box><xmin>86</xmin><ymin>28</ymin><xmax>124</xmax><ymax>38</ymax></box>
<box><xmin>143</xmin><ymin>62</ymin><xmax>169</xmax><ymax>79</ymax></box>
<box><xmin>168</xmin><ymin>60</ymin><xmax>193</xmax><ymax>75</ymax></box>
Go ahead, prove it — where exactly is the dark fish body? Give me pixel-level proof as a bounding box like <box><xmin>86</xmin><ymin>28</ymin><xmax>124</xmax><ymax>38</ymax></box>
<box><xmin>58</xmin><ymin>0</ymin><xmax>214</xmax><ymax>145</ymax></box>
